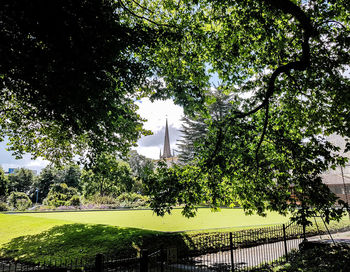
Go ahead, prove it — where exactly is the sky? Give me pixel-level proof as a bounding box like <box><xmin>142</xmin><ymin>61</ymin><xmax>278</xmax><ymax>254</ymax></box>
<box><xmin>0</xmin><ymin>98</ymin><xmax>184</xmax><ymax>173</ymax></box>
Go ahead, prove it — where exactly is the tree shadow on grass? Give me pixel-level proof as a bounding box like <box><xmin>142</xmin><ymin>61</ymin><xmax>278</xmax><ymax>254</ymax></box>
<box><xmin>0</xmin><ymin>223</ymin><xmax>163</xmax><ymax>262</ymax></box>
<box><xmin>0</xmin><ymin>223</ymin><xmax>219</xmax><ymax>265</ymax></box>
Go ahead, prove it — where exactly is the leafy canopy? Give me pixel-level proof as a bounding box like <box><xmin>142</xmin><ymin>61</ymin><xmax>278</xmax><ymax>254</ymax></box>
<box><xmin>142</xmin><ymin>0</ymin><xmax>350</xmax><ymax>222</ymax></box>
<box><xmin>81</xmin><ymin>153</ymin><xmax>134</xmax><ymax>197</ymax></box>
<box><xmin>1</xmin><ymin>0</ymin><xmax>349</xmax><ymax>221</ymax></box>
<box><xmin>0</xmin><ymin>0</ymin><xmax>167</xmax><ymax>163</ymax></box>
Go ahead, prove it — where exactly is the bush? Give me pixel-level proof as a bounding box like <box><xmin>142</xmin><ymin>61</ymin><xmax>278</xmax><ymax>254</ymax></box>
<box><xmin>43</xmin><ymin>183</ymin><xmax>79</xmax><ymax>207</ymax></box>
<box><xmin>261</xmin><ymin>244</ymin><xmax>350</xmax><ymax>272</ymax></box>
<box><xmin>88</xmin><ymin>194</ymin><xmax>118</xmax><ymax>205</ymax></box>
<box><xmin>117</xmin><ymin>192</ymin><xmax>149</xmax><ymax>208</ymax></box>
<box><xmin>68</xmin><ymin>195</ymin><xmax>81</xmax><ymax>207</ymax></box>
<box><xmin>0</xmin><ymin>201</ymin><xmax>9</xmax><ymax>211</ymax></box>
<box><xmin>7</xmin><ymin>192</ymin><xmax>32</xmax><ymax>211</ymax></box>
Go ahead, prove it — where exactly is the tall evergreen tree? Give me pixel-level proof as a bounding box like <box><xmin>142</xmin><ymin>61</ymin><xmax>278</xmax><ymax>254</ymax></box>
<box><xmin>177</xmin><ymin>90</ymin><xmax>232</xmax><ymax>163</ymax></box>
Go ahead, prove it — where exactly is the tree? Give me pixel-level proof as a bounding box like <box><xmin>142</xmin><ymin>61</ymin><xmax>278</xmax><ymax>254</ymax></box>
<box><xmin>0</xmin><ymin>167</ymin><xmax>8</xmax><ymax>200</ymax></box>
<box><xmin>57</xmin><ymin>164</ymin><xmax>82</xmax><ymax>190</ymax></box>
<box><xmin>142</xmin><ymin>0</ymin><xmax>350</xmax><ymax>223</ymax></box>
<box><xmin>0</xmin><ymin>0</ymin><xmax>163</xmax><ymax>163</ymax></box>
<box><xmin>7</xmin><ymin>192</ymin><xmax>32</xmax><ymax>211</ymax></box>
<box><xmin>30</xmin><ymin>165</ymin><xmax>59</xmax><ymax>203</ymax></box>
<box><xmin>177</xmin><ymin>89</ymin><xmax>232</xmax><ymax>163</ymax></box>
<box><xmin>128</xmin><ymin>151</ymin><xmax>154</xmax><ymax>181</ymax></box>
<box><xmin>1</xmin><ymin>0</ymin><xmax>349</xmax><ymax>222</ymax></box>
<box><xmin>81</xmin><ymin>153</ymin><xmax>134</xmax><ymax>197</ymax></box>
<box><xmin>7</xmin><ymin>168</ymin><xmax>35</xmax><ymax>194</ymax></box>
<box><xmin>128</xmin><ymin>150</ymin><xmax>154</xmax><ymax>194</ymax></box>
<box><xmin>43</xmin><ymin>183</ymin><xmax>79</xmax><ymax>207</ymax></box>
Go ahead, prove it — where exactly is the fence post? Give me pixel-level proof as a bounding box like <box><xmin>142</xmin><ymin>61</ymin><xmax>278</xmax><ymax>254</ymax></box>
<box><xmin>282</xmin><ymin>224</ymin><xmax>288</xmax><ymax>262</ymax></box>
<box><xmin>95</xmin><ymin>253</ymin><xmax>104</xmax><ymax>272</ymax></box>
<box><xmin>140</xmin><ymin>249</ymin><xmax>148</xmax><ymax>272</ymax></box>
<box><xmin>230</xmin><ymin>232</ymin><xmax>234</xmax><ymax>272</ymax></box>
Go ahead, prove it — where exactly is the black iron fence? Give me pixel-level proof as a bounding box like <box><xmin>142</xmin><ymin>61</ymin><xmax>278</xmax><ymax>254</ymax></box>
<box><xmin>0</xmin><ymin>222</ymin><xmax>331</xmax><ymax>272</ymax></box>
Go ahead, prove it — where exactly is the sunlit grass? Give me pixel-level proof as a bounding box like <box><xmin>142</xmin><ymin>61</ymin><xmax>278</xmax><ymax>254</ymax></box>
<box><xmin>0</xmin><ymin>213</ymin><xmax>68</xmax><ymax>246</ymax></box>
<box><xmin>9</xmin><ymin>208</ymin><xmax>290</xmax><ymax>232</ymax></box>
<box><xmin>1</xmin><ymin>209</ymin><xmax>349</xmax><ymax>262</ymax></box>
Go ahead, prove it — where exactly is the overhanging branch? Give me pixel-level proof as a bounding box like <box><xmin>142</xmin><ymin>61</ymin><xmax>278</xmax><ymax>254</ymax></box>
<box><xmin>230</xmin><ymin>0</ymin><xmax>319</xmax><ymax>169</ymax></box>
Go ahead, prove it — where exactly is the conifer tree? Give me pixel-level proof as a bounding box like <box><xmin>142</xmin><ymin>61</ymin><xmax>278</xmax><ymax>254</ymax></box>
<box><xmin>177</xmin><ymin>90</ymin><xmax>232</xmax><ymax>163</ymax></box>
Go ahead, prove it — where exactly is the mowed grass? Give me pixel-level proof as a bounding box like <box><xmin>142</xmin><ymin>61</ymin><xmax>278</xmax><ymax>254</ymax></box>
<box><xmin>7</xmin><ymin>208</ymin><xmax>289</xmax><ymax>231</ymax></box>
<box><xmin>0</xmin><ymin>208</ymin><xmax>289</xmax><ymax>261</ymax></box>
<box><xmin>0</xmin><ymin>213</ymin><xmax>69</xmax><ymax>246</ymax></box>
<box><xmin>1</xmin><ymin>208</ymin><xmax>289</xmax><ymax>245</ymax></box>
<box><xmin>1</xmin><ymin>209</ymin><xmax>349</xmax><ymax>262</ymax></box>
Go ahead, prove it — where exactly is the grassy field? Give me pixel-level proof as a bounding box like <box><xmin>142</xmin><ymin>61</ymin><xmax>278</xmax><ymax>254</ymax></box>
<box><xmin>10</xmin><ymin>208</ymin><xmax>289</xmax><ymax>231</ymax></box>
<box><xmin>2</xmin><ymin>208</ymin><xmax>350</xmax><ymax>263</ymax></box>
<box><xmin>0</xmin><ymin>208</ymin><xmax>290</xmax><ymax>261</ymax></box>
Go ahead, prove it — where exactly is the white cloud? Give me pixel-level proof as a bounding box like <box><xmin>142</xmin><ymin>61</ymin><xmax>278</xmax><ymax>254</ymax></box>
<box><xmin>135</xmin><ymin>98</ymin><xmax>184</xmax><ymax>159</ymax></box>
<box><xmin>0</xmin><ymin>154</ymin><xmax>49</xmax><ymax>174</ymax></box>
<box><xmin>25</xmin><ymin>158</ymin><xmax>49</xmax><ymax>169</ymax></box>
<box><xmin>0</xmin><ymin>98</ymin><xmax>184</xmax><ymax>169</ymax></box>
<box><xmin>135</xmin><ymin>98</ymin><xmax>183</xmax><ymax>132</ymax></box>
<box><xmin>135</xmin><ymin>146</ymin><xmax>162</xmax><ymax>160</ymax></box>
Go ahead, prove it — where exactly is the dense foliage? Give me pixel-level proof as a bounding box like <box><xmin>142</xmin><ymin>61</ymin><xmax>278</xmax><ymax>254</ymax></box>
<box><xmin>0</xmin><ymin>0</ymin><xmax>159</xmax><ymax>163</ymax></box>
<box><xmin>7</xmin><ymin>168</ymin><xmax>34</xmax><ymax>194</ymax></box>
<box><xmin>0</xmin><ymin>150</ymin><xmax>149</xmax><ymax>210</ymax></box>
<box><xmin>141</xmin><ymin>0</ymin><xmax>350</xmax><ymax>223</ymax></box>
<box><xmin>0</xmin><ymin>168</ymin><xmax>8</xmax><ymax>200</ymax></box>
<box><xmin>1</xmin><ymin>0</ymin><xmax>349</xmax><ymax>221</ymax></box>
<box><xmin>43</xmin><ymin>183</ymin><xmax>79</xmax><ymax>207</ymax></box>
<box><xmin>81</xmin><ymin>153</ymin><xmax>135</xmax><ymax>197</ymax></box>
<box><xmin>7</xmin><ymin>192</ymin><xmax>32</xmax><ymax>211</ymax></box>
<box><xmin>177</xmin><ymin>89</ymin><xmax>232</xmax><ymax>163</ymax></box>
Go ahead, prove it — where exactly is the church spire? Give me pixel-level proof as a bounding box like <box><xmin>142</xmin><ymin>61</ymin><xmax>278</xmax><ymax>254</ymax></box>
<box><xmin>162</xmin><ymin>118</ymin><xmax>172</xmax><ymax>158</ymax></box>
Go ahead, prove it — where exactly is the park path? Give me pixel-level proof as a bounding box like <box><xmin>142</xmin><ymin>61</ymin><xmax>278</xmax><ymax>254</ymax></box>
<box><xmin>179</xmin><ymin>238</ymin><xmax>302</xmax><ymax>270</ymax></box>
<box><xmin>169</xmin><ymin>231</ymin><xmax>350</xmax><ymax>271</ymax></box>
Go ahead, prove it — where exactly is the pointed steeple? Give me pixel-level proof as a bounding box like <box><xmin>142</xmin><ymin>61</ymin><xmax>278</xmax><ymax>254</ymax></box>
<box><xmin>162</xmin><ymin>118</ymin><xmax>172</xmax><ymax>158</ymax></box>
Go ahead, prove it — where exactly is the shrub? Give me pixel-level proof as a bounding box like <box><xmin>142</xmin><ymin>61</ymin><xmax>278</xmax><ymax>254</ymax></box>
<box><xmin>43</xmin><ymin>183</ymin><xmax>79</xmax><ymax>207</ymax></box>
<box><xmin>265</xmin><ymin>244</ymin><xmax>350</xmax><ymax>272</ymax></box>
<box><xmin>88</xmin><ymin>194</ymin><xmax>118</xmax><ymax>205</ymax></box>
<box><xmin>117</xmin><ymin>192</ymin><xmax>149</xmax><ymax>208</ymax></box>
<box><xmin>0</xmin><ymin>201</ymin><xmax>9</xmax><ymax>211</ymax></box>
<box><xmin>68</xmin><ymin>195</ymin><xmax>81</xmax><ymax>207</ymax></box>
<box><xmin>7</xmin><ymin>192</ymin><xmax>32</xmax><ymax>211</ymax></box>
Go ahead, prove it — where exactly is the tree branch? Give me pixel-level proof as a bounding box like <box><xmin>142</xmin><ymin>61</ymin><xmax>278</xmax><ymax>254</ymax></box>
<box><xmin>118</xmin><ymin>0</ymin><xmax>177</xmax><ymax>28</ymax></box>
<box><xmin>255</xmin><ymin>100</ymin><xmax>270</xmax><ymax>171</ymax></box>
<box><xmin>231</xmin><ymin>0</ymin><xmax>318</xmax><ymax>120</ymax></box>
<box><xmin>230</xmin><ymin>0</ymin><xmax>319</xmax><ymax>170</ymax></box>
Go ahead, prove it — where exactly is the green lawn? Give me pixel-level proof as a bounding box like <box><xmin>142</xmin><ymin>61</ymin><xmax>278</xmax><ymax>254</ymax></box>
<box><xmin>10</xmin><ymin>208</ymin><xmax>289</xmax><ymax>232</ymax></box>
<box><xmin>0</xmin><ymin>208</ymin><xmax>289</xmax><ymax>246</ymax></box>
<box><xmin>0</xmin><ymin>208</ymin><xmax>289</xmax><ymax>261</ymax></box>
<box><xmin>0</xmin><ymin>213</ymin><xmax>69</xmax><ymax>246</ymax></box>
<box><xmin>1</xmin><ymin>209</ymin><xmax>349</xmax><ymax>263</ymax></box>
